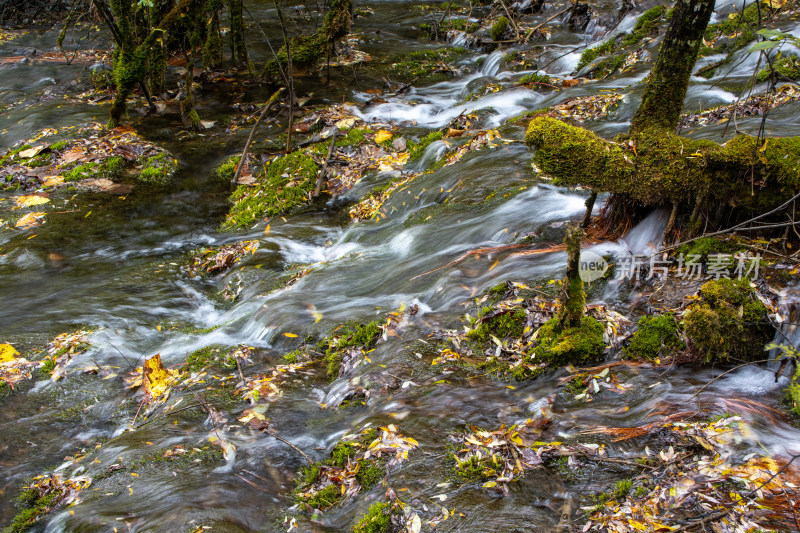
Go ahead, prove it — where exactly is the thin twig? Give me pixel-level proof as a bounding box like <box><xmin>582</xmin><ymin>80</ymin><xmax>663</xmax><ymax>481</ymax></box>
<box><xmin>266</xmin><ymin>428</ymin><xmax>313</xmax><ymax>463</ymax></box>
<box><xmin>688</xmin><ymin>358</ymin><xmax>772</xmax><ymax>401</ymax></box>
<box><xmin>231</xmin><ymin>87</ymin><xmax>285</xmax><ymax>187</ymax></box>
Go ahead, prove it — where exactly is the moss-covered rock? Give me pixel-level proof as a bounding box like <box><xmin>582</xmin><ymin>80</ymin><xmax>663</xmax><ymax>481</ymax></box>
<box><xmin>321</xmin><ymin>320</ymin><xmax>382</xmax><ymax>381</ymax></box>
<box><xmin>535</xmin><ymin>316</ymin><xmax>605</xmax><ymax>366</ymax></box>
<box><xmin>624</xmin><ymin>314</ymin><xmax>684</xmax><ymax>360</ymax></box>
<box><xmin>138</xmin><ymin>152</ymin><xmax>179</xmax><ymax>186</ymax></box>
<box><xmin>223</xmin><ymin>150</ymin><xmax>319</xmax><ymax>229</ymax></box>
<box><xmin>684</xmin><ymin>278</ymin><xmax>770</xmax><ymax>362</ymax></box>
<box><xmin>389</xmin><ymin>47</ymin><xmax>468</xmax><ymax>82</ymax></box>
<box><xmin>757</xmin><ymin>54</ymin><xmax>800</xmax><ymax>82</ymax></box>
<box><xmin>466</xmin><ymin>308</ymin><xmax>526</xmax><ymax>343</ymax></box>
<box><xmin>490</xmin><ymin>16</ymin><xmax>509</xmax><ymax>41</ymax></box>
<box><xmin>213</xmin><ymin>155</ymin><xmax>241</xmax><ymax>183</ymax></box>
<box><xmin>185</xmin><ymin>344</ymin><xmax>237</xmax><ymax>372</ymax></box>
<box><xmin>352</xmin><ymin>501</ymin><xmax>392</xmax><ymax>533</ymax></box>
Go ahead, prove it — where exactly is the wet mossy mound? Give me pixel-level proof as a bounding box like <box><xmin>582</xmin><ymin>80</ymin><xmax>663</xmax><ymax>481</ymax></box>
<box><xmin>293</xmin><ymin>425</ymin><xmax>418</xmax><ymax>515</ymax></box>
<box><xmin>185</xmin><ymin>344</ymin><xmax>238</xmax><ymax>372</ymax></box>
<box><xmin>320</xmin><ymin>319</ymin><xmax>382</xmax><ymax>381</ymax></box>
<box><xmin>624</xmin><ymin>314</ymin><xmax>685</xmax><ymax>360</ymax></box>
<box><xmin>389</xmin><ymin>47</ymin><xmax>469</xmax><ymax>82</ymax></box>
<box><xmin>534</xmin><ymin>316</ymin><xmax>605</xmax><ymax>366</ymax></box>
<box><xmin>525</xmin><ymin>115</ymin><xmax>800</xmax><ymax>222</ymax></box>
<box><xmin>684</xmin><ymin>278</ymin><xmax>771</xmax><ymax>362</ymax></box>
<box><xmin>352</xmin><ymin>501</ymin><xmax>394</xmax><ymax>533</ymax></box>
<box><xmin>223</xmin><ymin>150</ymin><xmax>319</xmax><ymax>229</ymax></box>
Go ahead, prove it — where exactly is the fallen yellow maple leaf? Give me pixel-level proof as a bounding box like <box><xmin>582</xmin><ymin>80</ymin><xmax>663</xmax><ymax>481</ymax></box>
<box><xmin>14</xmin><ymin>195</ymin><xmax>50</xmax><ymax>208</ymax></box>
<box><xmin>15</xmin><ymin>212</ymin><xmax>46</xmax><ymax>228</ymax></box>
<box><xmin>142</xmin><ymin>353</ymin><xmax>179</xmax><ymax>400</ymax></box>
<box><xmin>374</xmin><ymin>130</ymin><xmax>393</xmax><ymax>144</ymax></box>
<box><xmin>0</xmin><ymin>343</ymin><xmax>19</xmax><ymax>363</ymax></box>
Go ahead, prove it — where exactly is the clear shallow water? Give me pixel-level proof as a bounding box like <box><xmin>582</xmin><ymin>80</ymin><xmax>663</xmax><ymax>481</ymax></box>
<box><xmin>1</xmin><ymin>2</ymin><xmax>799</xmax><ymax>531</ymax></box>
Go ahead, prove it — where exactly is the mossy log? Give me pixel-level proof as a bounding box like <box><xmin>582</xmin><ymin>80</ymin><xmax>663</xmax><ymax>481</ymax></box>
<box><xmin>525</xmin><ymin>115</ymin><xmax>800</xmax><ymax>215</ymax></box>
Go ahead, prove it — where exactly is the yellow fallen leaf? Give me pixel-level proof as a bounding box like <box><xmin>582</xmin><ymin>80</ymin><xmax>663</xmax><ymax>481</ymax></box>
<box><xmin>142</xmin><ymin>353</ymin><xmax>177</xmax><ymax>400</ymax></box>
<box><xmin>335</xmin><ymin>117</ymin><xmax>358</xmax><ymax>129</ymax></box>
<box><xmin>283</xmin><ymin>333</ymin><xmax>298</xmax><ymax>338</ymax></box>
<box><xmin>374</xmin><ymin>130</ymin><xmax>393</xmax><ymax>143</ymax></box>
<box><xmin>0</xmin><ymin>343</ymin><xmax>20</xmax><ymax>363</ymax></box>
<box><xmin>14</xmin><ymin>195</ymin><xmax>49</xmax><ymax>208</ymax></box>
<box><xmin>15</xmin><ymin>212</ymin><xmax>46</xmax><ymax>228</ymax></box>
<box><xmin>42</xmin><ymin>176</ymin><xmax>64</xmax><ymax>187</ymax></box>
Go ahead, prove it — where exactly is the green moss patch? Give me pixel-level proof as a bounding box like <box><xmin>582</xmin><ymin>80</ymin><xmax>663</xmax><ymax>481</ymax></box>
<box><xmin>490</xmin><ymin>16</ymin><xmax>509</xmax><ymax>41</ymax></box>
<box><xmin>138</xmin><ymin>152</ymin><xmax>179</xmax><ymax>186</ymax></box>
<box><xmin>294</xmin><ymin>425</ymin><xmax>417</xmax><ymax>514</ymax></box>
<box><xmin>320</xmin><ymin>320</ymin><xmax>382</xmax><ymax>381</ymax></box>
<box><xmin>535</xmin><ymin>316</ymin><xmax>605</xmax><ymax>367</ymax></box>
<box><xmin>389</xmin><ymin>47</ymin><xmax>468</xmax><ymax>82</ymax></box>
<box><xmin>224</xmin><ymin>150</ymin><xmax>319</xmax><ymax>229</ymax></box>
<box><xmin>624</xmin><ymin>314</ymin><xmax>684</xmax><ymax>360</ymax></box>
<box><xmin>684</xmin><ymin>278</ymin><xmax>770</xmax><ymax>362</ymax></box>
<box><xmin>757</xmin><ymin>54</ymin><xmax>800</xmax><ymax>82</ymax></box>
<box><xmin>352</xmin><ymin>501</ymin><xmax>393</xmax><ymax>533</ymax></box>
<box><xmin>185</xmin><ymin>344</ymin><xmax>237</xmax><ymax>372</ymax></box>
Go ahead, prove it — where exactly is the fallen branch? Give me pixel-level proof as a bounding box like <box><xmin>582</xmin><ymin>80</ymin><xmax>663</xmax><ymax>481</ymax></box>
<box><xmin>231</xmin><ymin>88</ymin><xmax>285</xmax><ymax>187</ymax></box>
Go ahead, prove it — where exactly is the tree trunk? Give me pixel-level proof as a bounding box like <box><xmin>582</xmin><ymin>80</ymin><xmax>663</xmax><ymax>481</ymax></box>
<box><xmin>561</xmin><ymin>225</ymin><xmax>585</xmax><ymax>328</ymax></box>
<box><xmin>629</xmin><ymin>0</ymin><xmax>715</xmax><ymax>134</ymax></box>
<box><xmin>228</xmin><ymin>0</ymin><xmax>248</xmax><ymax>68</ymax></box>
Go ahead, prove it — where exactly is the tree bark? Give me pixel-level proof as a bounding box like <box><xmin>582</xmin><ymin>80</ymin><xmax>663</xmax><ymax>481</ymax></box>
<box><xmin>228</xmin><ymin>0</ymin><xmax>248</xmax><ymax>68</ymax></box>
<box><xmin>629</xmin><ymin>0</ymin><xmax>715</xmax><ymax>134</ymax></box>
<box><xmin>561</xmin><ymin>225</ymin><xmax>585</xmax><ymax>328</ymax></box>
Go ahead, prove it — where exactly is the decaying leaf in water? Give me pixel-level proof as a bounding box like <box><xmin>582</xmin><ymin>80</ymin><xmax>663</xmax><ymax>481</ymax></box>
<box><xmin>142</xmin><ymin>353</ymin><xmax>180</xmax><ymax>400</ymax></box>
<box><xmin>15</xmin><ymin>211</ymin><xmax>46</xmax><ymax>228</ymax></box>
<box><xmin>14</xmin><ymin>194</ymin><xmax>49</xmax><ymax>207</ymax></box>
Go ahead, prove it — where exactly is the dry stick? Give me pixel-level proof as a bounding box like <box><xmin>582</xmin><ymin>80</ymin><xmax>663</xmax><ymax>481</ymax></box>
<box><xmin>266</xmin><ymin>428</ymin><xmax>313</xmax><ymax>463</ymax></box>
<box><xmin>687</xmin><ymin>358</ymin><xmax>772</xmax><ymax>402</ymax></box>
<box><xmin>231</xmin><ymin>88</ymin><xmax>285</xmax><ymax>187</ymax></box>
<box><xmin>313</xmin><ymin>128</ymin><xmax>338</xmax><ymax>197</ymax></box>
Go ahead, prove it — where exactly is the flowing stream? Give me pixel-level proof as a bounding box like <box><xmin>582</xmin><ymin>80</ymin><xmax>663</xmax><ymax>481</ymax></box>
<box><xmin>1</xmin><ymin>0</ymin><xmax>799</xmax><ymax>531</ymax></box>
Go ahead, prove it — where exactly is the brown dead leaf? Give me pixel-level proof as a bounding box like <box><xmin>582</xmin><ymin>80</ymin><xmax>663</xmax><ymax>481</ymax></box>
<box><xmin>82</xmin><ymin>178</ymin><xmax>134</xmax><ymax>194</ymax></box>
<box><xmin>60</xmin><ymin>149</ymin><xmax>85</xmax><ymax>165</ymax></box>
<box><xmin>18</xmin><ymin>146</ymin><xmax>44</xmax><ymax>159</ymax></box>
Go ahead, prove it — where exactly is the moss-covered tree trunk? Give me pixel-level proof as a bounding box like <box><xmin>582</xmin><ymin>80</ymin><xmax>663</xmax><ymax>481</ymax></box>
<box><xmin>228</xmin><ymin>0</ymin><xmax>248</xmax><ymax>68</ymax></box>
<box><xmin>203</xmin><ymin>0</ymin><xmax>223</xmax><ymax>69</ymax></box>
<box><xmin>629</xmin><ymin>0</ymin><xmax>715</xmax><ymax>134</ymax></box>
<box><xmin>561</xmin><ymin>225</ymin><xmax>585</xmax><ymax>328</ymax></box>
